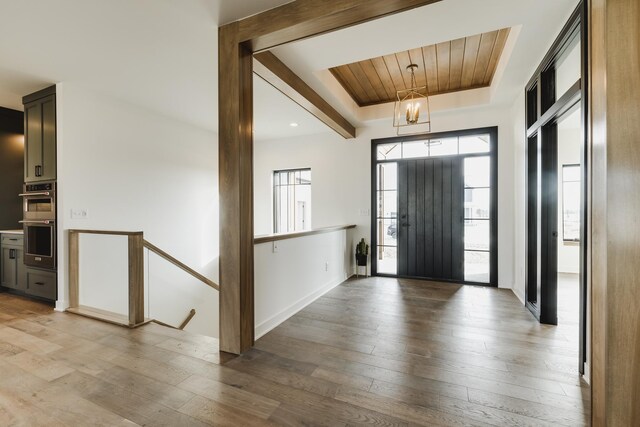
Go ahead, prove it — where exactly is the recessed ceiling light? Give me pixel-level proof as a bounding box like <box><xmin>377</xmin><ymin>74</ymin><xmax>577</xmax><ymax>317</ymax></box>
<box><xmin>289</xmin><ymin>122</ymin><xmax>299</xmax><ymax>127</ymax></box>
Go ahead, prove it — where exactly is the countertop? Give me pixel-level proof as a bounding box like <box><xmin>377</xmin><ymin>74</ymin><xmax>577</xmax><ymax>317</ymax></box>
<box><xmin>0</xmin><ymin>229</ymin><xmax>24</xmax><ymax>235</ymax></box>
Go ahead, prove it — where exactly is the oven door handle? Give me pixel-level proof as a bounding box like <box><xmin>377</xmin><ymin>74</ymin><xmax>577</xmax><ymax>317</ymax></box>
<box><xmin>19</xmin><ymin>220</ymin><xmax>55</xmax><ymax>224</ymax></box>
<box><xmin>18</xmin><ymin>192</ymin><xmax>51</xmax><ymax>197</ymax></box>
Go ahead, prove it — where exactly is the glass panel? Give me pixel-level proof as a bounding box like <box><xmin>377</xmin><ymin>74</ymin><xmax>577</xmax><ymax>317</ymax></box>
<box><xmin>464</xmin><ymin>188</ymin><xmax>490</xmax><ymax>219</ymax></box>
<box><xmin>300</xmin><ymin>169</ymin><xmax>311</xmax><ymax>184</ymax></box>
<box><xmin>377</xmin><ymin>162</ymin><xmax>397</xmax><ymax>191</ymax></box>
<box><xmin>465</xmin><ymin>220</ymin><xmax>490</xmax><ymax>251</ymax></box>
<box><xmin>26</xmin><ymin>198</ymin><xmax>53</xmax><ymax>212</ymax></box>
<box><xmin>563</xmin><ymin>181</ymin><xmax>581</xmax><ymax>241</ymax></box>
<box><xmin>377</xmin><ymin>191</ymin><xmax>397</xmax><ymax>219</ymax></box>
<box><xmin>377</xmin><ymin>219</ymin><xmax>398</xmax><ymax>246</ymax></box>
<box><xmin>377</xmin><ymin>143</ymin><xmax>402</xmax><ymax>160</ymax></box>
<box><xmin>556</xmin><ymin>38</ymin><xmax>581</xmax><ymax>99</ymax></box>
<box><xmin>563</xmin><ymin>164</ymin><xmax>580</xmax><ymax>182</ymax></box>
<box><xmin>279</xmin><ymin>172</ymin><xmax>288</xmax><ymax>185</ymax></box>
<box><xmin>402</xmin><ymin>140</ymin><xmax>429</xmax><ymax>159</ymax></box>
<box><xmin>459</xmin><ymin>135</ymin><xmax>490</xmax><ymax>154</ymax></box>
<box><xmin>465</xmin><ymin>251</ymin><xmax>490</xmax><ymax>283</ymax></box>
<box><xmin>464</xmin><ymin>156</ymin><xmax>490</xmax><ymax>188</ymax></box>
<box><xmin>294</xmin><ymin>185</ymin><xmax>311</xmax><ymax>231</ymax></box>
<box><xmin>26</xmin><ymin>226</ymin><xmax>52</xmax><ymax>257</ymax></box>
<box><xmin>278</xmin><ymin>186</ymin><xmax>288</xmax><ymax>232</ymax></box>
<box><xmin>428</xmin><ymin>137</ymin><xmax>458</xmax><ymax>157</ymax></box>
<box><xmin>377</xmin><ymin>246</ymin><xmax>397</xmax><ymax>275</ymax></box>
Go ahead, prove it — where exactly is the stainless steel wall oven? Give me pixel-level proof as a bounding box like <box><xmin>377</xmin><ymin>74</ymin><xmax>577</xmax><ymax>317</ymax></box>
<box><xmin>20</xmin><ymin>181</ymin><xmax>56</xmax><ymax>269</ymax></box>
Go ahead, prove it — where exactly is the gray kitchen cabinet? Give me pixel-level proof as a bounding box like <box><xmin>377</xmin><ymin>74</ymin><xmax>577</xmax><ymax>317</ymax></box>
<box><xmin>23</xmin><ymin>86</ymin><xmax>56</xmax><ymax>183</ymax></box>
<box><xmin>1</xmin><ymin>234</ymin><xmax>25</xmax><ymax>291</ymax></box>
<box><xmin>25</xmin><ymin>268</ymin><xmax>56</xmax><ymax>300</ymax></box>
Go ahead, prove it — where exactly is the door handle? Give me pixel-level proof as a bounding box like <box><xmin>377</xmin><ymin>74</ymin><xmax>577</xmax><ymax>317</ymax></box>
<box><xmin>9</xmin><ymin>249</ymin><xmax>15</xmax><ymax>259</ymax></box>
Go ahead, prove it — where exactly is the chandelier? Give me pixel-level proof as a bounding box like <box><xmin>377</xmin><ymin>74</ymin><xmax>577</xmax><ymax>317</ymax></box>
<box><xmin>393</xmin><ymin>64</ymin><xmax>431</xmax><ymax>136</ymax></box>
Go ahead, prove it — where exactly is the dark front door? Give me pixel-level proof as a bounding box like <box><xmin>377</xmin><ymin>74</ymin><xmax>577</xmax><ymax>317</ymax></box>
<box><xmin>397</xmin><ymin>157</ymin><xmax>464</xmax><ymax>281</ymax></box>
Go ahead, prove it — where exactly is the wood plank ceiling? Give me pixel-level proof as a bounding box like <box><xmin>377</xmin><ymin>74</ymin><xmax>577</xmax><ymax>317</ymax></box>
<box><xmin>329</xmin><ymin>28</ymin><xmax>511</xmax><ymax>106</ymax></box>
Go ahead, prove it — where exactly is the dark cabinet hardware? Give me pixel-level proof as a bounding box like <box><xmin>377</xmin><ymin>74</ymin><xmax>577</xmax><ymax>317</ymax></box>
<box><xmin>34</xmin><ymin>282</ymin><xmax>45</xmax><ymax>286</ymax></box>
<box><xmin>9</xmin><ymin>249</ymin><xmax>16</xmax><ymax>259</ymax></box>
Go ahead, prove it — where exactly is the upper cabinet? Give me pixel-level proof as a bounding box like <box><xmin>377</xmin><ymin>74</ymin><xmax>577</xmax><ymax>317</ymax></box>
<box><xmin>23</xmin><ymin>86</ymin><xmax>56</xmax><ymax>182</ymax></box>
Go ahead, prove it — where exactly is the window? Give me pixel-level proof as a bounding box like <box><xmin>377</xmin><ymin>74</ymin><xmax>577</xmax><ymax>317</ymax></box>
<box><xmin>375</xmin><ymin>162</ymin><xmax>398</xmax><ymax>274</ymax></box>
<box><xmin>464</xmin><ymin>156</ymin><xmax>491</xmax><ymax>283</ymax></box>
<box><xmin>562</xmin><ymin>164</ymin><xmax>581</xmax><ymax>242</ymax></box>
<box><xmin>273</xmin><ymin>169</ymin><xmax>311</xmax><ymax>233</ymax></box>
<box><xmin>376</xmin><ymin>134</ymin><xmax>490</xmax><ymax>161</ymax></box>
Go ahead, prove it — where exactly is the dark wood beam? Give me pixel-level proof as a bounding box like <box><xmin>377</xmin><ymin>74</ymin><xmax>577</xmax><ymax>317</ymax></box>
<box><xmin>254</xmin><ymin>51</ymin><xmax>356</xmax><ymax>139</ymax></box>
<box><xmin>238</xmin><ymin>0</ymin><xmax>442</xmax><ymax>52</ymax></box>
<box><xmin>219</xmin><ymin>0</ymin><xmax>444</xmax><ymax>355</ymax></box>
<box><xmin>218</xmin><ymin>23</ymin><xmax>254</xmax><ymax>354</ymax></box>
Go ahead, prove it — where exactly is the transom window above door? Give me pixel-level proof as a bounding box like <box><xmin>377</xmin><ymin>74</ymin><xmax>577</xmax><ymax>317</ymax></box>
<box><xmin>377</xmin><ymin>134</ymin><xmax>490</xmax><ymax>161</ymax></box>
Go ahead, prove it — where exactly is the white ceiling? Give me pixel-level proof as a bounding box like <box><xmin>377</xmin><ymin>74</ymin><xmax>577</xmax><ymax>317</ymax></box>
<box><xmin>0</xmin><ymin>0</ymin><xmax>292</xmax><ymax>131</ymax></box>
<box><xmin>0</xmin><ymin>0</ymin><xmax>579</xmax><ymax>140</ymax></box>
<box><xmin>253</xmin><ymin>75</ymin><xmax>332</xmax><ymax>142</ymax></box>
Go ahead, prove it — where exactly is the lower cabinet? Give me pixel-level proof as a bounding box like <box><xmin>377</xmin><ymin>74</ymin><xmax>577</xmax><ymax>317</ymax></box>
<box><xmin>1</xmin><ymin>237</ymin><xmax>26</xmax><ymax>292</ymax></box>
<box><xmin>1</xmin><ymin>233</ymin><xmax>56</xmax><ymax>302</ymax></box>
<box><xmin>25</xmin><ymin>268</ymin><xmax>57</xmax><ymax>300</ymax></box>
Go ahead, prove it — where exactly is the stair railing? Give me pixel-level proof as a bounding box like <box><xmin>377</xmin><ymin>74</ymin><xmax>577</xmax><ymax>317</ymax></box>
<box><xmin>67</xmin><ymin>229</ymin><xmax>218</xmax><ymax>328</ymax></box>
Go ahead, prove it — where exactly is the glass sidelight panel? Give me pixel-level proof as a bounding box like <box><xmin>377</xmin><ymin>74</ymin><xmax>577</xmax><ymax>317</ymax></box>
<box><xmin>376</xmin><ymin>162</ymin><xmax>398</xmax><ymax>274</ymax></box>
<box><xmin>556</xmin><ymin>38</ymin><xmax>581</xmax><ymax>99</ymax></box>
<box><xmin>464</xmin><ymin>155</ymin><xmax>491</xmax><ymax>283</ymax></box>
<box><xmin>465</xmin><ymin>251</ymin><xmax>490</xmax><ymax>283</ymax></box>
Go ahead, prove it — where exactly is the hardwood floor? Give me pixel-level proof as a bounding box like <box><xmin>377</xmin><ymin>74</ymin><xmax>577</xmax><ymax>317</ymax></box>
<box><xmin>0</xmin><ymin>277</ymin><xmax>590</xmax><ymax>426</ymax></box>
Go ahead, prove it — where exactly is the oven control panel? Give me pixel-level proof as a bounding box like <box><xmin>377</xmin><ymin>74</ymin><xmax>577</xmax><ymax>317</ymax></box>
<box><xmin>25</xmin><ymin>182</ymin><xmax>54</xmax><ymax>192</ymax></box>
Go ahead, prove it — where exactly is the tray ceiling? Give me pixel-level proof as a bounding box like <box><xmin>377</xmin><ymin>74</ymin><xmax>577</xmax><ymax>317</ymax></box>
<box><xmin>329</xmin><ymin>28</ymin><xmax>511</xmax><ymax>107</ymax></box>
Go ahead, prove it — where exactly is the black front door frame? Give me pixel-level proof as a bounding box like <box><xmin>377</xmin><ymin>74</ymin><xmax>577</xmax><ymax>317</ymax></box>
<box><xmin>370</xmin><ymin>126</ymin><xmax>498</xmax><ymax>287</ymax></box>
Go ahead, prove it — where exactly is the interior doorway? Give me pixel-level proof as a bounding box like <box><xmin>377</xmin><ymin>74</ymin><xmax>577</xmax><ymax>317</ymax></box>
<box><xmin>524</xmin><ymin>3</ymin><xmax>587</xmax><ymax>373</ymax></box>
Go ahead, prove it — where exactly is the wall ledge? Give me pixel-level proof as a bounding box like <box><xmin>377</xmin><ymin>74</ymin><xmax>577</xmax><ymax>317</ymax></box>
<box><xmin>254</xmin><ymin>224</ymin><xmax>356</xmax><ymax>244</ymax></box>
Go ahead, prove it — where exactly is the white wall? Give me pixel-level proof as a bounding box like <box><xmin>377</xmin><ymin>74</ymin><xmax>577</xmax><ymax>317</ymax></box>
<box><xmin>56</xmin><ymin>82</ymin><xmax>220</xmax><ymax>338</ymax></box>
<box><xmin>254</xmin><ymin>105</ymin><xmax>516</xmax><ymax>289</ymax></box>
<box><xmin>254</xmin><ymin>228</ymin><xmax>354</xmax><ymax>338</ymax></box>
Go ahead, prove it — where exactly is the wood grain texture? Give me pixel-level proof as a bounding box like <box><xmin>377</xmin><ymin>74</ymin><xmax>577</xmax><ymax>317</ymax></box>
<box><xmin>254</xmin><ymin>224</ymin><xmax>356</xmax><ymax>244</ymax></box>
<box><xmin>144</xmin><ymin>240</ymin><xmax>219</xmax><ymax>291</ymax></box>
<box><xmin>218</xmin><ymin>23</ymin><xmax>254</xmax><ymax>355</ymax></box>
<box><xmin>589</xmin><ymin>0</ymin><xmax>640</xmax><ymax>425</ymax></box>
<box><xmin>330</xmin><ymin>28</ymin><xmax>510</xmax><ymax>106</ymax></box>
<box><xmin>235</xmin><ymin>0</ymin><xmax>443</xmax><ymax>52</ymax></box>
<box><xmin>68</xmin><ymin>231</ymin><xmax>79</xmax><ymax>309</ymax></box>
<box><xmin>0</xmin><ymin>275</ymin><xmax>590</xmax><ymax>425</ymax></box>
<box><xmin>128</xmin><ymin>234</ymin><xmax>144</xmax><ymax>326</ymax></box>
<box><xmin>253</xmin><ymin>51</ymin><xmax>356</xmax><ymax>139</ymax></box>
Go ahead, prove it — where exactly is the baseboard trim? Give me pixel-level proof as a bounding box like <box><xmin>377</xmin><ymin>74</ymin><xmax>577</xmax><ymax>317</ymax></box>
<box><xmin>583</xmin><ymin>362</ymin><xmax>591</xmax><ymax>384</ymax></box>
<box><xmin>255</xmin><ymin>274</ymin><xmax>349</xmax><ymax>339</ymax></box>
<box><xmin>512</xmin><ymin>287</ymin><xmax>525</xmax><ymax>305</ymax></box>
<box><xmin>55</xmin><ymin>300</ymin><xmax>69</xmax><ymax>312</ymax></box>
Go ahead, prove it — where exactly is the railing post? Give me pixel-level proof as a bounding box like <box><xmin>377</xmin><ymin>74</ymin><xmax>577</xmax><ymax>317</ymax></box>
<box><xmin>128</xmin><ymin>233</ymin><xmax>144</xmax><ymax>326</ymax></box>
<box><xmin>68</xmin><ymin>231</ymin><xmax>79</xmax><ymax>309</ymax></box>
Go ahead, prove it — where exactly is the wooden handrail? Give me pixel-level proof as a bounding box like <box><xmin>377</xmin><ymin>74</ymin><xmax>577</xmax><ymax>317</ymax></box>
<box><xmin>254</xmin><ymin>224</ymin><xmax>356</xmax><ymax>244</ymax></box>
<box><xmin>151</xmin><ymin>309</ymin><xmax>197</xmax><ymax>330</ymax></box>
<box><xmin>179</xmin><ymin>308</ymin><xmax>197</xmax><ymax>330</ymax></box>
<box><xmin>143</xmin><ymin>240</ymin><xmax>219</xmax><ymax>291</ymax></box>
<box><xmin>67</xmin><ymin>229</ymin><xmax>218</xmax><ymax>330</ymax></box>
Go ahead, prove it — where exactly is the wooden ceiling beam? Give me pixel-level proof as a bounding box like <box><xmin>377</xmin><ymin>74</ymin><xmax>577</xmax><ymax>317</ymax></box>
<box><xmin>254</xmin><ymin>51</ymin><xmax>356</xmax><ymax>139</ymax></box>
<box><xmin>219</xmin><ymin>0</ymin><xmax>443</xmax><ymax>354</ymax></box>
<box><xmin>238</xmin><ymin>0</ymin><xmax>442</xmax><ymax>52</ymax></box>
